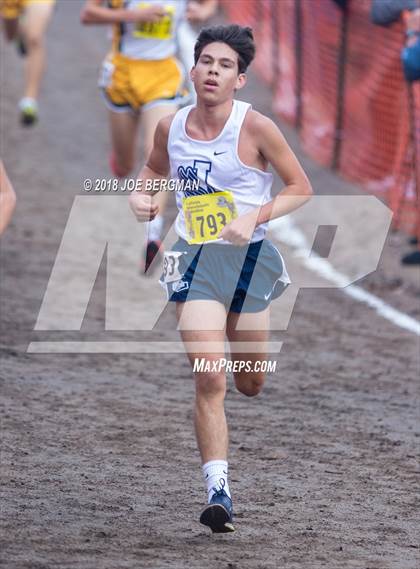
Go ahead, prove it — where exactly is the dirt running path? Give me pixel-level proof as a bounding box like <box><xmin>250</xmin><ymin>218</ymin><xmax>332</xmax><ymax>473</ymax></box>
<box><xmin>1</xmin><ymin>2</ymin><xmax>419</xmax><ymax>568</ymax></box>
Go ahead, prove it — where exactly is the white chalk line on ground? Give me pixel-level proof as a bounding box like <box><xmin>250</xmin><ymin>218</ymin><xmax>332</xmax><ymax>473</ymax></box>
<box><xmin>271</xmin><ymin>217</ymin><xmax>420</xmax><ymax>336</ymax></box>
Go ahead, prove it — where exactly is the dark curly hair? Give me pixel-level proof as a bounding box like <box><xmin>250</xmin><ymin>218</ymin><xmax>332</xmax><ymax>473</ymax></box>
<box><xmin>194</xmin><ymin>24</ymin><xmax>256</xmax><ymax>74</ymax></box>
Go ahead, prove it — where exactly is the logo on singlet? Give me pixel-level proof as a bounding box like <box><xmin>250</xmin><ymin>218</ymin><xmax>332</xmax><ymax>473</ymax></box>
<box><xmin>178</xmin><ymin>159</ymin><xmax>218</xmax><ymax>197</ymax></box>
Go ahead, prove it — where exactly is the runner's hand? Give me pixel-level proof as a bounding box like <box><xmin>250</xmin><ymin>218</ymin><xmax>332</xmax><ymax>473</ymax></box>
<box><xmin>219</xmin><ymin>210</ymin><xmax>259</xmax><ymax>245</ymax></box>
<box><xmin>129</xmin><ymin>192</ymin><xmax>159</xmax><ymax>222</ymax></box>
<box><xmin>186</xmin><ymin>1</ymin><xmax>215</xmax><ymax>23</ymax></box>
<box><xmin>127</xmin><ymin>5</ymin><xmax>168</xmax><ymax>23</ymax></box>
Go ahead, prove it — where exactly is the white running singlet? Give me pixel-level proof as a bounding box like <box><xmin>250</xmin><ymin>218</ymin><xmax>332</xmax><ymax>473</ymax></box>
<box><xmin>168</xmin><ymin>100</ymin><xmax>273</xmax><ymax>244</ymax></box>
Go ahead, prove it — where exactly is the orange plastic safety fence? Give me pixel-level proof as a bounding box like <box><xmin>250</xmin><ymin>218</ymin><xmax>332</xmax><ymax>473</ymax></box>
<box><xmin>300</xmin><ymin>2</ymin><xmax>341</xmax><ymax>167</ymax></box>
<box><xmin>220</xmin><ymin>0</ymin><xmax>419</xmax><ymax>236</ymax></box>
<box><xmin>221</xmin><ymin>0</ymin><xmax>275</xmax><ymax>84</ymax></box>
<box><xmin>272</xmin><ymin>1</ymin><xmax>298</xmax><ymax>125</ymax></box>
<box><xmin>339</xmin><ymin>1</ymin><xmax>417</xmax><ymax>234</ymax></box>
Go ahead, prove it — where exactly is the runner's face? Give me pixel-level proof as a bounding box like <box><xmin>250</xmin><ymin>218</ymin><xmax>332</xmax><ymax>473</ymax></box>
<box><xmin>191</xmin><ymin>42</ymin><xmax>246</xmax><ymax>104</ymax></box>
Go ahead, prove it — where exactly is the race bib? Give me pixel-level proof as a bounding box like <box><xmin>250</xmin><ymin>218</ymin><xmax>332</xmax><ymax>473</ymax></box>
<box><xmin>162</xmin><ymin>251</ymin><xmax>184</xmax><ymax>283</ymax></box>
<box><xmin>133</xmin><ymin>3</ymin><xmax>175</xmax><ymax>40</ymax></box>
<box><xmin>182</xmin><ymin>191</ymin><xmax>237</xmax><ymax>245</ymax></box>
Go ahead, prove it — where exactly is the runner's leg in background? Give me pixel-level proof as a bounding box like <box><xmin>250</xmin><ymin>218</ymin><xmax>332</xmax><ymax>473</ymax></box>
<box><xmin>21</xmin><ymin>2</ymin><xmax>54</xmax><ymax>100</ymax></box>
<box><xmin>177</xmin><ymin>20</ymin><xmax>196</xmax><ymax>104</ymax></box>
<box><xmin>141</xmin><ymin>102</ymin><xmax>178</xmax><ymax>270</ymax></box>
<box><xmin>109</xmin><ymin>110</ymin><xmax>139</xmax><ymax>178</ymax></box>
<box><xmin>142</xmin><ymin>102</ymin><xmax>178</xmax><ymax>223</ymax></box>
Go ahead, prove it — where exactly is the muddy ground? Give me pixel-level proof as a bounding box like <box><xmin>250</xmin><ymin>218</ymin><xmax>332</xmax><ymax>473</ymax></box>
<box><xmin>1</xmin><ymin>2</ymin><xmax>419</xmax><ymax>568</ymax></box>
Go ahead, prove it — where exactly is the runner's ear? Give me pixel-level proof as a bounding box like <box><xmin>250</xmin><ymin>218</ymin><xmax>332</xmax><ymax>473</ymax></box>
<box><xmin>190</xmin><ymin>66</ymin><xmax>196</xmax><ymax>83</ymax></box>
<box><xmin>235</xmin><ymin>73</ymin><xmax>247</xmax><ymax>91</ymax></box>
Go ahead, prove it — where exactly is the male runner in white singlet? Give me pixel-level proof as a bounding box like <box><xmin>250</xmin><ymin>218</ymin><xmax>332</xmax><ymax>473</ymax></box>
<box><xmin>129</xmin><ymin>24</ymin><xmax>312</xmax><ymax>533</ymax></box>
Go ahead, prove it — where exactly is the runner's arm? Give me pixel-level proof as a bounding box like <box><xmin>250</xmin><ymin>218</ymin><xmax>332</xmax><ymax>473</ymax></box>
<box><xmin>254</xmin><ymin>113</ymin><xmax>313</xmax><ymax>224</ymax></box>
<box><xmin>219</xmin><ymin>113</ymin><xmax>312</xmax><ymax>245</ymax></box>
<box><xmin>129</xmin><ymin>116</ymin><xmax>173</xmax><ymax>222</ymax></box>
<box><xmin>81</xmin><ymin>0</ymin><xmax>169</xmax><ymax>25</ymax></box>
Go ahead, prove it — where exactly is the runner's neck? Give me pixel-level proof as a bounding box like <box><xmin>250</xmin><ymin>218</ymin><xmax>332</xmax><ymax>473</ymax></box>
<box><xmin>188</xmin><ymin>99</ymin><xmax>234</xmax><ymax>141</ymax></box>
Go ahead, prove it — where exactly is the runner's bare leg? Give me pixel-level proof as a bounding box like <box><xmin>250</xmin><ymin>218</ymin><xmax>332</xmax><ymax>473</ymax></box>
<box><xmin>176</xmin><ymin>299</ymin><xmax>228</xmax><ymax>463</ymax></box>
<box><xmin>21</xmin><ymin>3</ymin><xmax>54</xmax><ymax>100</ymax></box>
<box><xmin>141</xmin><ymin>103</ymin><xmax>178</xmax><ymax>215</ymax></box>
<box><xmin>109</xmin><ymin>110</ymin><xmax>139</xmax><ymax>177</ymax></box>
<box><xmin>226</xmin><ymin>308</ymin><xmax>270</xmax><ymax>397</ymax></box>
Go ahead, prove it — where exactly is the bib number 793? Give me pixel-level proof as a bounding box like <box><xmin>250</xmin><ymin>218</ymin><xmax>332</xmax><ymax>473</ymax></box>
<box><xmin>183</xmin><ymin>190</ymin><xmax>237</xmax><ymax>244</ymax></box>
<box><xmin>196</xmin><ymin>212</ymin><xmax>227</xmax><ymax>238</ymax></box>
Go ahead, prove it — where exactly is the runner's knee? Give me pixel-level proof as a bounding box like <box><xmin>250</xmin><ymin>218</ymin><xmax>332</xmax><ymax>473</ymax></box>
<box><xmin>234</xmin><ymin>371</ymin><xmax>265</xmax><ymax>397</ymax></box>
<box><xmin>113</xmin><ymin>155</ymin><xmax>134</xmax><ymax>177</ymax></box>
<box><xmin>25</xmin><ymin>33</ymin><xmax>44</xmax><ymax>51</ymax></box>
<box><xmin>195</xmin><ymin>370</ymin><xmax>226</xmax><ymax>400</ymax></box>
<box><xmin>116</xmin><ymin>164</ymin><xmax>133</xmax><ymax>177</ymax></box>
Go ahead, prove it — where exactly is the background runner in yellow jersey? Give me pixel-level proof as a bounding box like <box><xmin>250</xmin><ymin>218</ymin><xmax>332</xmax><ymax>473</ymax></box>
<box><xmin>81</xmin><ymin>0</ymin><xmax>217</xmax><ymax>271</ymax></box>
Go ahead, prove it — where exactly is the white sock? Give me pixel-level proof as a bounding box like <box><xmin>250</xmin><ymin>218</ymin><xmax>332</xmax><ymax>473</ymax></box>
<box><xmin>19</xmin><ymin>97</ymin><xmax>38</xmax><ymax>111</ymax></box>
<box><xmin>147</xmin><ymin>215</ymin><xmax>163</xmax><ymax>242</ymax></box>
<box><xmin>202</xmin><ymin>459</ymin><xmax>231</xmax><ymax>502</ymax></box>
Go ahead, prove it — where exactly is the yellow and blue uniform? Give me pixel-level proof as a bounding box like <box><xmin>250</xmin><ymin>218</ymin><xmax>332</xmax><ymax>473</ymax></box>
<box><xmin>101</xmin><ymin>0</ymin><xmax>188</xmax><ymax>112</ymax></box>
